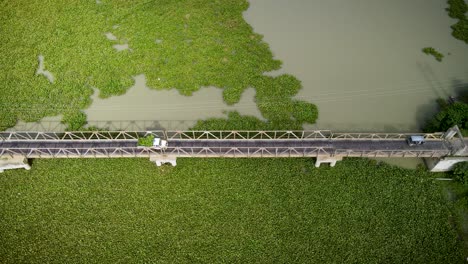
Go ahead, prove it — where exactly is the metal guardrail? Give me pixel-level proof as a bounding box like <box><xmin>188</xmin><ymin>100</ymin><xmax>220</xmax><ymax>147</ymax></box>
<box><xmin>329</xmin><ymin>132</ymin><xmax>443</xmax><ymax>140</ymax></box>
<box><xmin>0</xmin><ymin>147</ymin><xmax>449</xmax><ymax>159</ymax></box>
<box><xmin>0</xmin><ymin>131</ymin><xmax>160</xmax><ymax>141</ymax></box>
<box><xmin>333</xmin><ymin>149</ymin><xmax>449</xmax><ymax>158</ymax></box>
<box><xmin>0</xmin><ymin>130</ymin><xmax>445</xmax><ymax>141</ymax></box>
<box><xmin>0</xmin><ymin>147</ymin><xmax>163</xmax><ymax>158</ymax></box>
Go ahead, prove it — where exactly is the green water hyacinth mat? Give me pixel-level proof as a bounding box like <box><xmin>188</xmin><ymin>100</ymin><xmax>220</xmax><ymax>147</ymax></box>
<box><xmin>0</xmin><ymin>158</ymin><xmax>464</xmax><ymax>262</ymax></box>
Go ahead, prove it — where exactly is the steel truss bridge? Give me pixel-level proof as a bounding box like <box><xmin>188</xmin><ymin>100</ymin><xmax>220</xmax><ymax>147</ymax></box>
<box><xmin>1</xmin><ymin>130</ymin><xmax>466</xmax><ymax>159</ymax></box>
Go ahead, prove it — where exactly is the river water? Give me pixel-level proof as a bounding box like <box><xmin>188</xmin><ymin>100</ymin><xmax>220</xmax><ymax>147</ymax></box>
<box><xmin>244</xmin><ymin>0</ymin><xmax>468</xmax><ymax>132</ymax></box>
<box><xmin>82</xmin><ymin>0</ymin><xmax>468</xmax><ymax>132</ymax></box>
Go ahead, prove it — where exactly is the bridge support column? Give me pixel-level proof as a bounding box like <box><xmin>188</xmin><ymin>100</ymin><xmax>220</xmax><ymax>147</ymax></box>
<box><xmin>424</xmin><ymin>157</ymin><xmax>468</xmax><ymax>172</ymax></box>
<box><xmin>315</xmin><ymin>156</ymin><xmax>343</xmax><ymax>168</ymax></box>
<box><xmin>150</xmin><ymin>155</ymin><xmax>177</xmax><ymax>167</ymax></box>
<box><xmin>0</xmin><ymin>156</ymin><xmax>31</xmax><ymax>173</ymax></box>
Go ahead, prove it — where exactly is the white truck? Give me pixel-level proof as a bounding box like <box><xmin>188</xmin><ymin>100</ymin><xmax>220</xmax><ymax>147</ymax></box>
<box><xmin>152</xmin><ymin>137</ymin><xmax>168</xmax><ymax>150</ymax></box>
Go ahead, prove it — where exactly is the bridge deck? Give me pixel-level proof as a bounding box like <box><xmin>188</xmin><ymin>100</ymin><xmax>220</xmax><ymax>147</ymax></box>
<box><xmin>0</xmin><ymin>139</ymin><xmax>451</xmax><ymax>158</ymax></box>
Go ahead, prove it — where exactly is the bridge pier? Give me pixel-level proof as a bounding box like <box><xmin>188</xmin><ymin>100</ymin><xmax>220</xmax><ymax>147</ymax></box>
<box><xmin>0</xmin><ymin>156</ymin><xmax>31</xmax><ymax>173</ymax></box>
<box><xmin>150</xmin><ymin>155</ymin><xmax>177</xmax><ymax>167</ymax></box>
<box><xmin>424</xmin><ymin>157</ymin><xmax>468</xmax><ymax>172</ymax></box>
<box><xmin>315</xmin><ymin>156</ymin><xmax>343</xmax><ymax>168</ymax></box>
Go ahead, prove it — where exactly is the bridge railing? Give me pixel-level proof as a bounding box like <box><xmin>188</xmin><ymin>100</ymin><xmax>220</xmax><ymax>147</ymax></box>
<box><xmin>0</xmin><ymin>147</ymin><xmax>164</xmax><ymax>158</ymax></box>
<box><xmin>0</xmin><ymin>146</ymin><xmax>449</xmax><ymax>159</ymax></box>
<box><xmin>0</xmin><ymin>131</ymin><xmax>164</xmax><ymax>141</ymax></box>
<box><xmin>0</xmin><ymin>130</ymin><xmax>444</xmax><ymax>141</ymax></box>
<box><xmin>165</xmin><ymin>130</ymin><xmax>334</xmax><ymax>140</ymax></box>
<box><xmin>333</xmin><ymin>149</ymin><xmax>449</xmax><ymax>158</ymax></box>
<box><xmin>329</xmin><ymin>132</ymin><xmax>444</xmax><ymax>140</ymax></box>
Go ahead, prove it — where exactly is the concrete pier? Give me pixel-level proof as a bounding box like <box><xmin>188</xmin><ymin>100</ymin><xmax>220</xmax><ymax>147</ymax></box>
<box><xmin>315</xmin><ymin>156</ymin><xmax>343</xmax><ymax>167</ymax></box>
<box><xmin>150</xmin><ymin>155</ymin><xmax>177</xmax><ymax>166</ymax></box>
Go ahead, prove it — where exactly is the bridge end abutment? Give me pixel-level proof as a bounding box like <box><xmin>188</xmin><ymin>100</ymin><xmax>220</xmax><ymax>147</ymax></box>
<box><xmin>0</xmin><ymin>156</ymin><xmax>31</xmax><ymax>173</ymax></box>
<box><xmin>426</xmin><ymin>125</ymin><xmax>468</xmax><ymax>172</ymax></box>
<box><xmin>424</xmin><ymin>157</ymin><xmax>468</xmax><ymax>172</ymax></box>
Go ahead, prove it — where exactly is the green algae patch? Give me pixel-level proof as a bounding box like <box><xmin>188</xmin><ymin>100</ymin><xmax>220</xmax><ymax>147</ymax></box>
<box><xmin>193</xmin><ymin>111</ymin><xmax>278</xmax><ymax>130</ymax></box>
<box><xmin>61</xmin><ymin>111</ymin><xmax>88</xmax><ymax>131</ymax></box>
<box><xmin>446</xmin><ymin>0</ymin><xmax>468</xmax><ymax>43</ymax></box>
<box><xmin>0</xmin><ymin>158</ymin><xmax>464</xmax><ymax>262</ymax></box>
<box><xmin>0</xmin><ymin>0</ymin><xmax>317</xmax><ymax>130</ymax></box>
<box><xmin>422</xmin><ymin>47</ymin><xmax>444</xmax><ymax>62</ymax></box>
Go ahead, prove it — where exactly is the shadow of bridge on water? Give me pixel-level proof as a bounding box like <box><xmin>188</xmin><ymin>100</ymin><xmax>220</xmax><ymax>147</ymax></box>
<box><xmin>9</xmin><ymin>120</ymin><xmax>200</xmax><ymax>132</ymax></box>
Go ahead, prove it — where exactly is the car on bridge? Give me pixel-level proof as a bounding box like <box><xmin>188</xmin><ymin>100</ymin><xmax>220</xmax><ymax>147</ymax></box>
<box><xmin>407</xmin><ymin>135</ymin><xmax>425</xmax><ymax>146</ymax></box>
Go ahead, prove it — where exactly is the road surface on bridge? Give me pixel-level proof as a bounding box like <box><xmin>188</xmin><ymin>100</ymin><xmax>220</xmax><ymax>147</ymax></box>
<box><xmin>0</xmin><ymin>138</ymin><xmax>451</xmax><ymax>158</ymax></box>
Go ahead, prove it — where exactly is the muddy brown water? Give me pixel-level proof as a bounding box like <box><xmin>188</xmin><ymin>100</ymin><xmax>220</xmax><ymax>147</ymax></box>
<box><xmin>244</xmin><ymin>0</ymin><xmax>468</xmax><ymax>132</ymax></box>
<box><xmin>84</xmin><ymin>74</ymin><xmax>263</xmax><ymax>130</ymax></box>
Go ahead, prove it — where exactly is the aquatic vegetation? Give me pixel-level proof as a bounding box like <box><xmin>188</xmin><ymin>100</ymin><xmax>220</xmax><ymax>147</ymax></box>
<box><xmin>442</xmin><ymin>176</ymin><xmax>468</xmax><ymax>252</ymax></box>
<box><xmin>0</xmin><ymin>0</ymin><xmax>317</xmax><ymax>130</ymax></box>
<box><xmin>291</xmin><ymin>100</ymin><xmax>319</xmax><ymax>124</ymax></box>
<box><xmin>422</xmin><ymin>47</ymin><xmax>444</xmax><ymax>61</ymax></box>
<box><xmin>61</xmin><ymin>111</ymin><xmax>87</xmax><ymax>131</ymax></box>
<box><xmin>0</xmin><ymin>158</ymin><xmax>463</xmax><ymax>262</ymax></box>
<box><xmin>424</xmin><ymin>100</ymin><xmax>468</xmax><ymax>136</ymax></box>
<box><xmin>193</xmin><ymin>111</ymin><xmax>280</xmax><ymax>130</ymax></box>
<box><xmin>1</xmin><ymin>1</ymin><xmax>100</xmax><ymax>130</ymax></box>
<box><xmin>451</xmin><ymin>19</ymin><xmax>468</xmax><ymax>43</ymax></box>
<box><xmin>447</xmin><ymin>0</ymin><xmax>468</xmax><ymax>20</ymax></box>
<box><xmin>446</xmin><ymin>0</ymin><xmax>468</xmax><ymax>43</ymax></box>
<box><xmin>453</xmin><ymin>162</ymin><xmax>468</xmax><ymax>185</ymax></box>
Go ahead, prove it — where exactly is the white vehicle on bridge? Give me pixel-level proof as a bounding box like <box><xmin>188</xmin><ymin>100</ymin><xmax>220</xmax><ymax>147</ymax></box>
<box><xmin>407</xmin><ymin>135</ymin><xmax>425</xmax><ymax>146</ymax></box>
<box><xmin>152</xmin><ymin>138</ymin><xmax>168</xmax><ymax>150</ymax></box>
